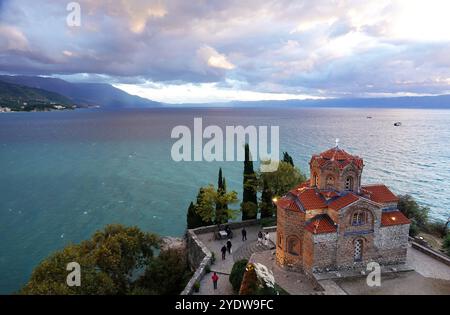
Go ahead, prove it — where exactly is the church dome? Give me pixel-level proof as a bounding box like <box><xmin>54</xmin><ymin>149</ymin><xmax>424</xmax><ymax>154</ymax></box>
<box><xmin>311</xmin><ymin>146</ymin><xmax>364</xmax><ymax>169</ymax></box>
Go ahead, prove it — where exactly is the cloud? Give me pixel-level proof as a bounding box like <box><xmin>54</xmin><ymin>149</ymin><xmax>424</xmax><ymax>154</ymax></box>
<box><xmin>1</xmin><ymin>0</ymin><xmax>450</xmax><ymax>101</ymax></box>
<box><xmin>197</xmin><ymin>45</ymin><xmax>235</xmax><ymax>70</ymax></box>
<box><xmin>0</xmin><ymin>24</ymin><xmax>29</xmax><ymax>51</ymax></box>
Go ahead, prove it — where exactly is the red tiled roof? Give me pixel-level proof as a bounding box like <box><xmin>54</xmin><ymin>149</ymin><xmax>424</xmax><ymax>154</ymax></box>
<box><xmin>328</xmin><ymin>193</ymin><xmax>360</xmax><ymax>211</ymax></box>
<box><xmin>276</xmin><ymin>197</ymin><xmax>300</xmax><ymax>212</ymax></box>
<box><xmin>310</xmin><ymin>146</ymin><xmax>364</xmax><ymax>170</ymax></box>
<box><xmin>305</xmin><ymin>214</ymin><xmax>337</xmax><ymax>234</ymax></box>
<box><xmin>381</xmin><ymin>211</ymin><xmax>411</xmax><ymax>226</ymax></box>
<box><xmin>362</xmin><ymin>184</ymin><xmax>399</xmax><ymax>203</ymax></box>
<box><xmin>320</xmin><ymin>191</ymin><xmax>339</xmax><ymax>200</ymax></box>
<box><xmin>291</xmin><ymin>188</ymin><xmax>328</xmax><ymax>211</ymax></box>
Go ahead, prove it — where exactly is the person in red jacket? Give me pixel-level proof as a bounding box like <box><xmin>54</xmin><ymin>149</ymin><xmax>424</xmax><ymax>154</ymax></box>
<box><xmin>212</xmin><ymin>272</ymin><xmax>219</xmax><ymax>290</ymax></box>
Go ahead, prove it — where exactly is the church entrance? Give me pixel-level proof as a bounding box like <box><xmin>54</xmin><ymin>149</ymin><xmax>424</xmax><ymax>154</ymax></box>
<box><xmin>354</xmin><ymin>239</ymin><xmax>363</xmax><ymax>262</ymax></box>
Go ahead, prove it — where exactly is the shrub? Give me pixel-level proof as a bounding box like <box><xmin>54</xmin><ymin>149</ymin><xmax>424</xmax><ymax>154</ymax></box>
<box><xmin>193</xmin><ymin>281</ymin><xmax>200</xmax><ymax>293</ymax></box>
<box><xmin>229</xmin><ymin>259</ymin><xmax>248</xmax><ymax>292</ymax></box>
<box><xmin>205</xmin><ymin>265</ymin><xmax>211</xmax><ymax>274</ymax></box>
<box><xmin>443</xmin><ymin>234</ymin><xmax>450</xmax><ymax>256</ymax></box>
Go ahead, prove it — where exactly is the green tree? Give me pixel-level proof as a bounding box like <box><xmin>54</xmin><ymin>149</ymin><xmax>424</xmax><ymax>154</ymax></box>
<box><xmin>260</xmin><ymin>178</ymin><xmax>275</xmax><ymax>218</ymax></box>
<box><xmin>187</xmin><ymin>201</ymin><xmax>204</xmax><ymax>229</ymax></box>
<box><xmin>20</xmin><ymin>224</ymin><xmax>161</xmax><ymax>295</ymax></box>
<box><xmin>282</xmin><ymin>152</ymin><xmax>294</xmax><ymax>166</ymax></box>
<box><xmin>242</xmin><ymin>144</ymin><xmax>258</xmax><ymax>220</ymax></box>
<box><xmin>443</xmin><ymin>234</ymin><xmax>450</xmax><ymax>256</ymax></box>
<box><xmin>196</xmin><ymin>185</ymin><xmax>239</xmax><ymax>224</ymax></box>
<box><xmin>215</xmin><ymin>168</ymin><xmax>229</xmax><ymax>224</ymax></box>
<box><xmin>229</xmin><ymin>259</ymin><xmax>248</xmax><ymax>293</ymax></box>
<box><xmin>258</xmin><ymin>161</ymin><xmax>306</xmax><ymax>198</ymax></box>
<box><xmin>136</xmin><ymin>248</ymin><xmax>192</xmax><ymax>295</ymax></box>
<box><xmin>397</xmin><ymin>194</ymin><xmax>429</xmax><ymax>236</ymax></box>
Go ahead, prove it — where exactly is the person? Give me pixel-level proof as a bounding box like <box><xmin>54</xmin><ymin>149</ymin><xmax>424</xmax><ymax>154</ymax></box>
<box><xmin>264</xmin><ymin>232</ymin><xmax>269</xmax><ymax>246</ymax></box>
<box><xmin>226</xmin><ymin>239</ymin><xmax>232</xmax><ymax>254</ymax></box>
<box><xmin>221</xmin><ymin>244</ymin><xmax>227</xmax><ymax>260</ymax></box>
<box><xmin>241</xmin><ymin>227</ymin><xmax>247</xmax><ymax>241</ymax></box>
<box><xmin>257</xmin><ymin>231</ymin><xmax>263</xmax><ymax>244</ymax></box>
<box><xmin>225</xmin><ymin>225</ymin><xmax>232</xmax><ymax>238</ymax></box>
<box><xmin>212</xmin><ymin>272</ymin><xmax>219</xmax><ymax>290</ymax></box>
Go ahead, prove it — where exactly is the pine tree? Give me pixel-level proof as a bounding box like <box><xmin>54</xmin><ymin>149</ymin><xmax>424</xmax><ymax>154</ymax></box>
<box><xmin>242</xmin><ymin>144</ymin><xmax>258</xmax><ymax>220</ymax></box>
<box><xmin>260</xmin><ymin>178</ymin><xmax>275</xmax><ymax>218</ymax></box>
<box><xmin>187</xmin><ymin>201</ymin><xmax>203</xmax><ymax>229</ymax></box>
<box><xmin>283</xmin><ymin>152</ymin><xmax>294</xmax><ymax>167</ymax></box>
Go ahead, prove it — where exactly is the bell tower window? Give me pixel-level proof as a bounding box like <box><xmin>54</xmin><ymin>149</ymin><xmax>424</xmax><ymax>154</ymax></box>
<box><xmin>345</xmin><ymin>176</ymin><xmax>354</xmax><ymax>191</ymax></box>
<box><xmin>326</xmin><ymin>176</ymin><xmax>335</xmax><ymax>189</ymax></box>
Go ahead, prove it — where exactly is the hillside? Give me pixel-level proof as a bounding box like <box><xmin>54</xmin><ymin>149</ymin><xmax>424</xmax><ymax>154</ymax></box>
<box><xmin>0</xmin><ymin>75</ymin><xmax>162</xmax><ymax>109</ymax></box>
<box><xmin>0</xmin><ymin>81</ymin><xmax>76</xmax><ymax>112</ymax></box>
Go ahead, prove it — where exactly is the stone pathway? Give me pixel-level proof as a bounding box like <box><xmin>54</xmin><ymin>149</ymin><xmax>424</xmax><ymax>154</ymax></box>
<box><xmin>233</xmin><ymin>240</ymin><xmax>274</xmax><ymax>262</ymax></box>
<box><xmin>194</xmin><ymin>225</ymin><xmax>274</xmax><ymax>295</ymax></box>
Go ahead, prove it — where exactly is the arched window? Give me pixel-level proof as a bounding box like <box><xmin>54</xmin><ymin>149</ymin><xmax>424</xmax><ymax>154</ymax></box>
<box><xmin>351</xmin><ymin>211</ymin><xmax>366</xmax><ymax>226</ymax></box>
<box><xmin>313</xmin><ymin>173</ymin><xmax>318</xmax><ymax>187</ymax></box>
<box><xmin>278</xmin><ymin>232</ymin><xmax>283</xmax><ymax>248</ymax></box>
<box><xmin>354</xmin><ymin>239</ymin><xmax>363</xmax><ymax>262</ymax></box>
<box><xmin>326</xmin><ymin>176</ymin><xmax>335</xmax><ymax>189</ymax></box>
<box><xmin>345</xmin><ymin>176</ymin><xmax>354</xmax><ymax>191</ymax></box>
<box><xmin>287</xmin><ymin>236</ymin><xmax>300</xmax><ymax>256</ymax></box>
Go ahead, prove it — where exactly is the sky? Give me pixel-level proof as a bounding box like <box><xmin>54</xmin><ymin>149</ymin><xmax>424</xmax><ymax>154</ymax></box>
<box><xmin>1</xmin><ymin>0</ymin><xmax>450</xmax><ymax>103</ymax></box>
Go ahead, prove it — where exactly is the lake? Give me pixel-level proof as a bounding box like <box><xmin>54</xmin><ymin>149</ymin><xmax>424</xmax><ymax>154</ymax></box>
<box><xmin>0</xmin><ymin>107</ymin><xmax>449</xmax><ymax>294</ymax></box>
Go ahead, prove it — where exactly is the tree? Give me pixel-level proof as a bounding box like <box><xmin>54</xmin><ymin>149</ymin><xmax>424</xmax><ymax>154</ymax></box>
<box><xmin>397</xmin><ymin>194</ymin><xmax>429</xmax><ymax>235</ymax></box>
<box><xmin>136</xmin><ymin>248</ymin><xmax>192</xmax><ymax>295</ymax></box>
<box><xmin>258</xmin><ymin>161</ymin><xmax>307</xmax><ymax>198</ymax></box>
<box><xmin>242</xmin><ymin>143</ymin><xmax>258</xmax><ymax>220</ymax></box>
<box><xmin>282</xmin><ymin>152</ymin><xmax>294</xmax><ymax>166</ymax></box>
<box><xmin>215</xmin><ymin>168</ymin><xmax>228</xmax><ymax>225</ymax></box>
<box><xmin>260</xmin><ymin>178</ymin><xmax>275</xmax><ymax>218</ymax></box>
<box><xmin>229</xmin><ymin>259</ymin><xmax>248</xmax><ymax>293</ymax></box>
<box><xmin>196</xmin><ymin>185</ymin><xmax>239</xmax><ymax>224</ymax></box>
<box><xmin>443</xmin><ymin>234</ymin><xmax>450</xmax><ymax>256</ymax></box>
<box><xmin>187</xmin><ymin>201</ymin><xmax>204</xmax><ymax>229</ymax></box>
<box><xmin>20</xmin><ymin>224</ymin><xmax>161</xmax><ymax>295</ymax></box>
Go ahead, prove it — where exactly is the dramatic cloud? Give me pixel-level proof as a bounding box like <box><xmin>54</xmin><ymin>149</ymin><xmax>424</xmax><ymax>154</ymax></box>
<box><xmin>1</xmin><ymin>0</ymin><xmax>450</xmax><ymax>102</ymax></box>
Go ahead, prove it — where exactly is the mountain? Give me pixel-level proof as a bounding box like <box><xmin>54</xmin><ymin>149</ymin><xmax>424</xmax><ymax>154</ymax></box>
<box><xmin>0</xmin><ymin>80</ymin><xmax>76</xmax><ymax>111</ymax></box>
<box><xmin>221</xmin><ymin>94</ymin><xmax>450</xmax><ymax>109</ymax></box>
<box><xmin>0</xmin><ymin>75</ymin><xmax>161</xmax><ymax>108</ymax></box>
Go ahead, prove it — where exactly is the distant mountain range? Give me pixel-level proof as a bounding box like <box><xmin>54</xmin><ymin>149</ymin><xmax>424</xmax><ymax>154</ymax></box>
<box><xmin>222</xmin><ymin>95</ymin><xmax>450</xmax><ymax>109</ymax></box>
<box><xmin>1</xmin><ymin>75</ymin><xmax>450</xmax><ymax>109</ymax></box>
<box><xmin>177</xmin><ymin>95</ymin><xmax>450</xmax><ymax>109</ymax></box>
<box><xmin>0</xmin><ymin>75</ymin><xmax>162</xmax><ymax>109</ymax></box>
<box><xmin>0</xmin><ymin>80</ymin><xmax>76</xmax><ymax>111</ymax></box>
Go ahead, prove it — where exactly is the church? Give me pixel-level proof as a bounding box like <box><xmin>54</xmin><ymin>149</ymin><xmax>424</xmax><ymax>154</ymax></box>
<box><xmin>275</xmin><ymin>143</ymin><xmax>411</xmax><ymax>274</ymax></box>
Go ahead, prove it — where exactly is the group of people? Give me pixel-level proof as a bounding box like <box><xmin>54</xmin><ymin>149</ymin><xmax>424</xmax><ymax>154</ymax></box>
<box><xmin>211</xmin><ymin>227</ymin><xmax>271</xmax><ymax>291</ymax></box>
<box><xmin>257</xmin><ymin>230</ymin><xmax>270</xmax><ymax>246</ymax></box>
<box><xmin>220</xmin><ymin>239</ymin><xmax>233</xmax><ymax>260</ymax></box>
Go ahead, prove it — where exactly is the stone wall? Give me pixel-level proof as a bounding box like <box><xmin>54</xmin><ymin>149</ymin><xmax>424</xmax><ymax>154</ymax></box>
<box><xmin>377</xmin><ymin>224</ymin><xmax>410</xmax><ymax>265</ymax></box>
<box><xmin>276</xmin><ymin>206</ymin><xmax>305</xmax><ymax>271</ymax></box>
<box><xmin>310</xmin><ymin>232</ymin><xmax>338</xmax><ymax>272</ymax></box>
<box><xmin>181</xmin><ymin>219</ymin><xmax>261</xmax><ymax>295</ymax></box>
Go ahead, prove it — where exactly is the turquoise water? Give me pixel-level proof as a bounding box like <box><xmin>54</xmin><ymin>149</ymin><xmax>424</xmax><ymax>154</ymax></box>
<box><xmin>0</xmin><ymin>107</ymin><xmax>449</xmax><ymax>294</ymax></box>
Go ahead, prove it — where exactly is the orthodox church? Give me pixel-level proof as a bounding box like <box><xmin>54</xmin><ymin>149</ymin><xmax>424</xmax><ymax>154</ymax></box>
<box><xmin>275</xmin><ymin>142</ymin><xmax>411</xmax><ymax>274</ymax></box>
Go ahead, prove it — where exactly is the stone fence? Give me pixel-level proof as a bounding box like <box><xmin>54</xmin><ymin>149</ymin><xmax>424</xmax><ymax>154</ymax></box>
<box><xmin>181</xmin><ymin>219</ymin><xmax>262</xmax><ymax>295</ymax></box>
<box><xmin>409</xmin><ymin>237</ymin><xmax>450</xmax><ymax>266</ymax></box>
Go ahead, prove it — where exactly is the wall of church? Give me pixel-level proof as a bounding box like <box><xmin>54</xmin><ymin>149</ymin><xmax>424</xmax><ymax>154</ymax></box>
<box><xmin>309</xmin><ymin>232</ymin><xmax>338</xmax><ymax>273</ymax></box>
<box><xmin>377</xmin><ymin>224</ymin><xmax>410</xmax><ymax>265</ymax></box>
<box><xmin>275</xmin><ymin>206</ymin><xmax>305</xmax><ymax>271</ymax></box>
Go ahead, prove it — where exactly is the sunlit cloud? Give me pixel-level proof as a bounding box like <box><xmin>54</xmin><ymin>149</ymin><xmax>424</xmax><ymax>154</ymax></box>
<box><xmin>1</xmin><ymin>0</ymin><xmax>450</xmax><ymax>103</ymax></box>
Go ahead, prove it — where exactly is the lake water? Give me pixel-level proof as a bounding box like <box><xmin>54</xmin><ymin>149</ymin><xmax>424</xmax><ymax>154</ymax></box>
<box><xmin>0</xmin><ymin>107</ymin><xmax>449</xmax><ymax>294</ymax></box>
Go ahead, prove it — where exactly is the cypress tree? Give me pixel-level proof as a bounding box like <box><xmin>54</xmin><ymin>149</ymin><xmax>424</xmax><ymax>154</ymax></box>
<box><xmin>283</xmin><ymin>152</ymin><xmax>294</xmax><ymax>167</ymax></box>
<box><xmin>242</xmin><ymin>144</ymin><xmax>258</xmax><ymax>220</ymax></box>
<box><xmin>215</xmin><ymin>168</ymin><xmax>227</xmax><ymax>224</ymax></box>
<box><xmin>260</xmin><ymin>178</ymin><xmax>275</xmax><ymax>218</ymax></box>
